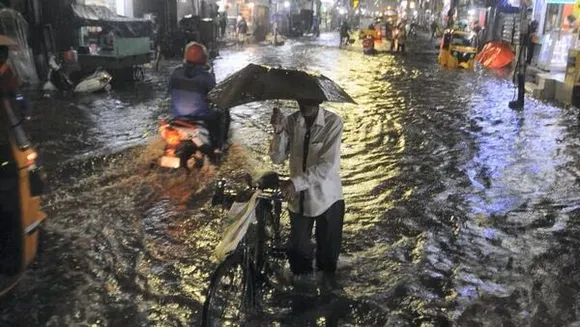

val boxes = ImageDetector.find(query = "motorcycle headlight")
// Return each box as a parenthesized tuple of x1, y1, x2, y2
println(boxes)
(451, 51, 458, 56)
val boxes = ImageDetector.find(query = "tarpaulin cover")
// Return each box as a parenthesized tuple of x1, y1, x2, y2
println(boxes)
(214, 191, 262, 261)
(475, 40, 515, 69)
(71, 4, 153, 38)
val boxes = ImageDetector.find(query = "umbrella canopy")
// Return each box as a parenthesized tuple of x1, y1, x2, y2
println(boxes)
(208, 64, 356, 109)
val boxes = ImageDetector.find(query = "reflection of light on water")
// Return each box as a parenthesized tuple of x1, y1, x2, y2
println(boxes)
(464, 95, 565, 216)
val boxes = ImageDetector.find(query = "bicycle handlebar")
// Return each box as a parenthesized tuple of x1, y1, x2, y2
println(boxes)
(245, 171, 280, 191)
(212, 171, 284, 207)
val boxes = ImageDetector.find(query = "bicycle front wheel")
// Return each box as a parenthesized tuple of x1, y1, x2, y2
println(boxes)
(201, 252, 255, 327)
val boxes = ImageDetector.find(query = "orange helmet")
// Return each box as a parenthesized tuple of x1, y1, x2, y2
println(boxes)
(184, 42, 208, 65)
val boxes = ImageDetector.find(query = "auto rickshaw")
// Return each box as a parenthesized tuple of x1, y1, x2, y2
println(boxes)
(438, 29, 478, 69)
(0, 95, 46, 296)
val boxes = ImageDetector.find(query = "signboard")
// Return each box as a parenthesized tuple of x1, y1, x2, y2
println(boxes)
(574, 0, 580, 18)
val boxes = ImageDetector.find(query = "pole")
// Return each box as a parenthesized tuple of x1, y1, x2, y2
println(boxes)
(274, 2, 279, 45)
(509, 0, 529, 109)
(311, 0, 314, 33)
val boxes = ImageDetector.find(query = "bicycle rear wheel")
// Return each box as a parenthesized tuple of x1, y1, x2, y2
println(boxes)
(201, 252, 255, 327)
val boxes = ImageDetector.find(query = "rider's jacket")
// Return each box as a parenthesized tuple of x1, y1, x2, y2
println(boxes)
(169, 63, 216, 120)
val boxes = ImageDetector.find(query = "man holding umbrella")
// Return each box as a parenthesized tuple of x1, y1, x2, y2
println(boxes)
(207, 64, 355, 288)
(269, 100, 345, 289)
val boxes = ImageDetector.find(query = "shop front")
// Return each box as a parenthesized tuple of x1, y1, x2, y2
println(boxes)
(535, 0, 578, 71)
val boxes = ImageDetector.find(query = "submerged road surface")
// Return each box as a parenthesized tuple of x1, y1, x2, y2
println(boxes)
(2, 33, 580, 326)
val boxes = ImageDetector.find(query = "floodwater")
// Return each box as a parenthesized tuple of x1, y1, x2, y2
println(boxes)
(3, 32, 580, 326)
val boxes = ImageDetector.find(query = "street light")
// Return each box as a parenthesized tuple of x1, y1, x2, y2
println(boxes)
(284, 0, 290, 8)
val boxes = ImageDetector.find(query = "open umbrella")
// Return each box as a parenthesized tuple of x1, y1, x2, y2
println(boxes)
(208, 63, 356, 109)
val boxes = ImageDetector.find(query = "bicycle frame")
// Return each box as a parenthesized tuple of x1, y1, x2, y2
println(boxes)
(203, 174, 285, 325)
(213, 196, 281, 317)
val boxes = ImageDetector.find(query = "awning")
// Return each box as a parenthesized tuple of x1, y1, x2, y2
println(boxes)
(71, 4, 153, 38)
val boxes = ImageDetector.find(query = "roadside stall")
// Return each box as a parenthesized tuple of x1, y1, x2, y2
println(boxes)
(70, 4, 153, 80)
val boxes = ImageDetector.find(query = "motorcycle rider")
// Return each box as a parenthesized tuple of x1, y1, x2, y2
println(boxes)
(168, 42, 229, 152)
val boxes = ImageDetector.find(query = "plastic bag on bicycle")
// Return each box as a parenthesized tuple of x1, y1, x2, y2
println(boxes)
(214, 190, 262, 261)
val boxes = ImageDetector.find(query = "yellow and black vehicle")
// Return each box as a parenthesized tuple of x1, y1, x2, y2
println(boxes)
(438, 30, 478, 69)
(0, 95, 46, 296)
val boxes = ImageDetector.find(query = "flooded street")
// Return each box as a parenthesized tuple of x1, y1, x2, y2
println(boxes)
(3, 32, 580, 326)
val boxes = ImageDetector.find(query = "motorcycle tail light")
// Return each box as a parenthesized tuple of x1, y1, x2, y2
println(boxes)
(26, 151, 37, 168)
(162, 128, 181, 146)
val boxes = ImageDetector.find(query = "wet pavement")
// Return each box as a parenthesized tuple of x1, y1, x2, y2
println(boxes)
(3, 32, 580, 326)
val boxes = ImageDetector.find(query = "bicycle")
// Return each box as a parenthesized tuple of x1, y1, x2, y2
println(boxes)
(201, 171, 289, 326)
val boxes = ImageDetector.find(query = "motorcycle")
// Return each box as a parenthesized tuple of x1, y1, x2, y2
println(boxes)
(43, 55, 112, 93)
(156, 113, 230, 172)
(362, 35, 376, 55)
(74, 69, 113, 93)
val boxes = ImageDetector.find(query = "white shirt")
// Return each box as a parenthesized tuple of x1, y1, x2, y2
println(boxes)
(269, 108, 344, 217)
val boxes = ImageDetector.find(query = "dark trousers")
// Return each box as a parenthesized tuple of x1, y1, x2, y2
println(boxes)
(288, 200, 345, 275)
(526, 44, 535, 65)
(209, 110, 230, 149)
(340, 34, 350, 46)
(397, 43, 405, 53)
